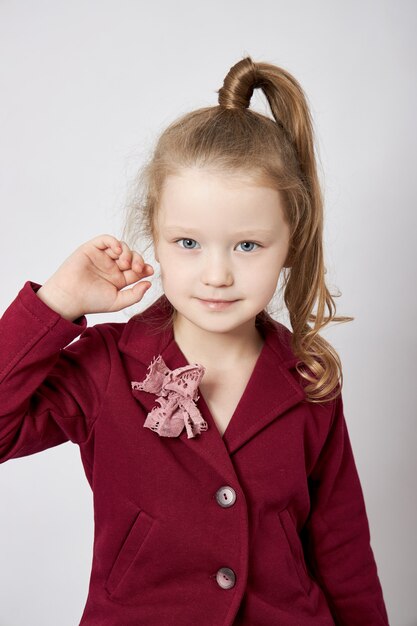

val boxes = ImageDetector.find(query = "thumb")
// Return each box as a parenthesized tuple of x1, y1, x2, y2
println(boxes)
(112, 281, 152, 311)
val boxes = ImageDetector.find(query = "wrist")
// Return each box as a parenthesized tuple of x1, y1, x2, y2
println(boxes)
(36, 283, 83, 322)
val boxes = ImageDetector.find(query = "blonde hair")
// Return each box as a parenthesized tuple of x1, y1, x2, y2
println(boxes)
(121, 56, 353, 403)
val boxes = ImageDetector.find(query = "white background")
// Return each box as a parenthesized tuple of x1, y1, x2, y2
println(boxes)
(0, 1, 416, 624)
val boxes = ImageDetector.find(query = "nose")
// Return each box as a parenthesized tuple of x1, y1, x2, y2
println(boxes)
(201, 250, 234, 288)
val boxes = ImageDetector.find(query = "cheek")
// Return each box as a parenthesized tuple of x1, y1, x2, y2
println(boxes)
(242, 254, 283, 280)
(154, 244, 172, 269)
(158, 253, 192, 287)
(160, 248, 192, 271)
(243, 255, 285, 292)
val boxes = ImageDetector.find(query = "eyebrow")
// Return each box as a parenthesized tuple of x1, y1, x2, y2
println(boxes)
(163, 226, 273, 237)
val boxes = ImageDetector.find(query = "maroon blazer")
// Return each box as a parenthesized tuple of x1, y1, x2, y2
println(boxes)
(0, 280, 389, 625)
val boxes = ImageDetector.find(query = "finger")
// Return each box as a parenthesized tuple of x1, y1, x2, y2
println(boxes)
(116, 248, 153, 277)
(110, 281, 152, 312)
(114, 241, 133, 269)
(121, 266, 154, 287)
(131, 251, 153, 274)
(91, 234, 123, 259)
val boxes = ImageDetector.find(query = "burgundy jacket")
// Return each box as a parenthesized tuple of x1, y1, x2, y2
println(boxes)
(0, 280, 390, 625)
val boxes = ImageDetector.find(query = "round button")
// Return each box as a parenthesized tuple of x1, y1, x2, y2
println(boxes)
(215, 486, 236, 508)
(216, 567, 236, 589)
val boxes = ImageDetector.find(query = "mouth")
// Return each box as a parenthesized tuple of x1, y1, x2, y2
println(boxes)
(199, 299, 236, 303)
(196, 298, 238, 310)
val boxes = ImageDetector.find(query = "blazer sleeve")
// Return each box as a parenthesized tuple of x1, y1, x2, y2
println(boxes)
(0, 280, 110, 463)
(302, 391, 390, 625)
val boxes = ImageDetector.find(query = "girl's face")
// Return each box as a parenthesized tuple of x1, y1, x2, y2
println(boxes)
(154, 167, 290, 337)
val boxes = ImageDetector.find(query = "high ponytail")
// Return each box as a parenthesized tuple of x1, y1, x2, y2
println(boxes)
(122, 55, 353, 402)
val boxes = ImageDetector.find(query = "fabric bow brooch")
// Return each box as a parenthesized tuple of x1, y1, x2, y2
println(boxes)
(131, 355, 208, 439)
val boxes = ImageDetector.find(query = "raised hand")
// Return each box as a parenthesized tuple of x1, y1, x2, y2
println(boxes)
(36, 234, 154, 320)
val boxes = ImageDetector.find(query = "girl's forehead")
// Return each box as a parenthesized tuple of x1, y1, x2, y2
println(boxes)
(159, 169, 283, 215)
(162, 167, 273, 193)
(157, 173, 287, 236)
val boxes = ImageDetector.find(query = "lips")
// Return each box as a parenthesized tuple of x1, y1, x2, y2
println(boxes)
(196, 297, 239, 310)
(198, 298, 236, 303)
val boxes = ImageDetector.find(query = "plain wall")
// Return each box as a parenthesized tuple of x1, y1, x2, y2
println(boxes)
(0, 1, 416, 624)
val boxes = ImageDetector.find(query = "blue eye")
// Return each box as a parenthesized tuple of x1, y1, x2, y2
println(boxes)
(236, 241, 260, 252)
(176, 238, 199, 249)
(174, 239, 260, 252)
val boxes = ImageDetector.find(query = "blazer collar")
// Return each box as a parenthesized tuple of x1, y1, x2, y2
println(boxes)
(118, 295, 305, 470)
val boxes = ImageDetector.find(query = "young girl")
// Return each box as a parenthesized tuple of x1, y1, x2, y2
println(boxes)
(0, 57, 389, 625)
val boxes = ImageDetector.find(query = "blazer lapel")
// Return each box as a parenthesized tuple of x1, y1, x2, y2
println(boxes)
(118, 295, 305, 477)
(220, 334, 305, 454)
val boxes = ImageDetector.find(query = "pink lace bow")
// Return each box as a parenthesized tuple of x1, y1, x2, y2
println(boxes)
(131, 355, 208, 438)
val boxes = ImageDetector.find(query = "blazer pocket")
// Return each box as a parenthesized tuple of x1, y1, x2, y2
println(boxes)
(277, 508, 312, 596)
(105, 508, 155, 598)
